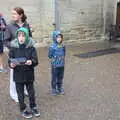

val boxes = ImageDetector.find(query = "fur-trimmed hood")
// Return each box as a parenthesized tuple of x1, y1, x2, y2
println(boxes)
(10, 37, 35, 48)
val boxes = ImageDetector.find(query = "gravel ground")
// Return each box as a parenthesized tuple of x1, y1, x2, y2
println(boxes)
(1, 41, 120, 120)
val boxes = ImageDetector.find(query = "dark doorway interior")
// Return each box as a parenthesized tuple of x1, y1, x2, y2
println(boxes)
(116, 2, 120, 25)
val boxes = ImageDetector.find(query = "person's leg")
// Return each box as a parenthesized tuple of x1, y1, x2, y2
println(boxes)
(25, 82, 36, 109)
(0, 41, 4, 71)
(10, 69, 19, 102)
(0, 53, 3, 69)
(16, 83, 32, 118)
(57, 67, 64, 94)
(0, 52, 8, 72)
(51, 67, 57, 95)
(25, 82, 40, 117)
(16, 83, 26, 111)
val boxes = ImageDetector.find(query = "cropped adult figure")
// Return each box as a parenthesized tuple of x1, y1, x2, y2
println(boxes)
(0, 13, 7, 72)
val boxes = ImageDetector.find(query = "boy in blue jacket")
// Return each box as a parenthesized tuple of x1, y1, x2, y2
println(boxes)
(48, 33, 66, 96)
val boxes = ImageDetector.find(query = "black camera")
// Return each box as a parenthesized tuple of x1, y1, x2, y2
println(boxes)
(10, 57, 27, 65)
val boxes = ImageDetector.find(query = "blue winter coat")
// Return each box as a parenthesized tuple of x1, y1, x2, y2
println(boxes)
(48, 42, 66, 68)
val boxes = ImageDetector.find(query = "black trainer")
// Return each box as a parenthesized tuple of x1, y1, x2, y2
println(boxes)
(31, 107, 40, 117)
(21, 109, 32, 119)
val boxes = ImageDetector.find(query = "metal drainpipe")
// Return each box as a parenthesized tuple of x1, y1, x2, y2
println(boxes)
(54, 0, 60, 31)
(114, 0, 118, 25)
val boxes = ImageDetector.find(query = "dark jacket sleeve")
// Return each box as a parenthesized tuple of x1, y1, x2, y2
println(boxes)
(31, 47, 38, 67)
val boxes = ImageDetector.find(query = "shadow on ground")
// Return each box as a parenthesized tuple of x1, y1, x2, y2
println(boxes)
(75, 48, 120, 58)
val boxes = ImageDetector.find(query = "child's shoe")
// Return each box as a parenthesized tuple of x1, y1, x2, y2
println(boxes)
(31, 107, 40, 117)
(21, 109, 32, 119)
(58, 88, 65, 95)
(51, 89, 57, 96)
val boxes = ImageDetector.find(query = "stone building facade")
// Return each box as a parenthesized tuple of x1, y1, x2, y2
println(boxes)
(58, 0, 117, 43)
(0, 0, 118, 45)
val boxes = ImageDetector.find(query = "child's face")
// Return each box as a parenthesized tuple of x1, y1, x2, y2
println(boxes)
(18, 31, 25, 44)
(56, 36, 62, 43)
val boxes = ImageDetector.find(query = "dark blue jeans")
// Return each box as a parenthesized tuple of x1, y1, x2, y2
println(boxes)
(51, 66, 64, 90)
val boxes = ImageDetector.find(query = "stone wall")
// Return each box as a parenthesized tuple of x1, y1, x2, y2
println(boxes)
(58, 0, 117, 43)
(59, 0, 103, 43)
(0, 0, 117, 44)
(0, 0, 54, 45)
(104, 0, 117, 32)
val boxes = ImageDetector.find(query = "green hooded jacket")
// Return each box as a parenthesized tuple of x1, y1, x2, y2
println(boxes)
(11, 27, 35, 48)
(8, 27, 38, 83)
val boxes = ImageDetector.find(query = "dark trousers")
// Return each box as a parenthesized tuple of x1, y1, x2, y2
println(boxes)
(16, 82, 36, 112)
(51, 66, 64, 90)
